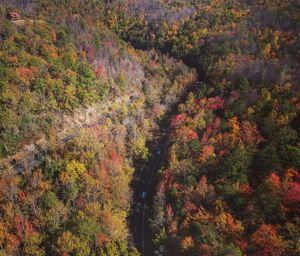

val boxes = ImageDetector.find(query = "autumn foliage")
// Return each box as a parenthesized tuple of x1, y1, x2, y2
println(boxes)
(0, 0, 299, 256)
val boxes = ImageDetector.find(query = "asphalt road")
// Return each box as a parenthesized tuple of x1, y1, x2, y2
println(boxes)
(130, 124, 170, 256)
(130, 82, 201, 255)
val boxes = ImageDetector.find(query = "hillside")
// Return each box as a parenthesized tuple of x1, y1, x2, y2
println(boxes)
(105, 1, 300, 255)
(0, 1, 196, 255)
(0, 1, 299, 256)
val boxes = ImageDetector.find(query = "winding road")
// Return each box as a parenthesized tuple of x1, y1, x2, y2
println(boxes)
(130, 81, 201, 255)
(130, 125, 170, 256)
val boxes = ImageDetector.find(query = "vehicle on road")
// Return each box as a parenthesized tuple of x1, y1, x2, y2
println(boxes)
(140, 192, 146, 200)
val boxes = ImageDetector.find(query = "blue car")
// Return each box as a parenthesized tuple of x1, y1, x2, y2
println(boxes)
(141, 192, 146, 200)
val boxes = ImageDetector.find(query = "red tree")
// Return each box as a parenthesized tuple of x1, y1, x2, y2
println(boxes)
(251, 224, 285, 256)
(284, 182, 300, 212)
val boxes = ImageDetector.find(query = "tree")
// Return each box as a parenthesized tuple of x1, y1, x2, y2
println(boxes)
(60, 160, 86, 184)
(23, 232, 45, 256)
(219, 145, 252, 184)
(180, 236, 194, 251)
(251, 224, 285, 256)
(284, 182, 300, 213)
(99, 241, 140, 256)
(43, 201, 69, 233)
(253, 173, 284, 223)
(56, 231, 90, 256)
(77, 216, 100, 242)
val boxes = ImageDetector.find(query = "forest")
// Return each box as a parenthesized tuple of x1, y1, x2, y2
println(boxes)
(0, 0, 299, 256)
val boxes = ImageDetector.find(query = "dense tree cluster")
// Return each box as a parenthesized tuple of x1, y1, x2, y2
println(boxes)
(0, 0, 299, 255)
(0, 1, 196, 255)
(153, 89, 299, 255)
(113, 1, 300, 255)
(0, 19, 105, 156)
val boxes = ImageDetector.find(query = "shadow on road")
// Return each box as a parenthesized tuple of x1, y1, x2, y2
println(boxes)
(129, 82, 201, 255)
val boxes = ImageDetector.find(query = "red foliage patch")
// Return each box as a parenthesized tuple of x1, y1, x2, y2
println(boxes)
(16, 66, 36, 81)
(198, 243, 210, 255)
(95, 62, 106, 79)
(15, 215, 23, 241)
(284, 182, 300, 211)
(251, 224, 284, 256)
(183, 201, 197, 212)
(18, 191, 26, 201)
(95, 233, 110, 247)
(240, 183, 253, 195)
(267, 173, 281, 190)
(167, 204, 174, 219)
(171, 113, 187, 128)
(236, 237, 248, 252)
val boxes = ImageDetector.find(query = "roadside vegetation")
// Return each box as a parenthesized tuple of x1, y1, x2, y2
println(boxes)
(106, 0, 300, 255)
(0, 1, 299, 256)
(0, 1, 196, 255)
